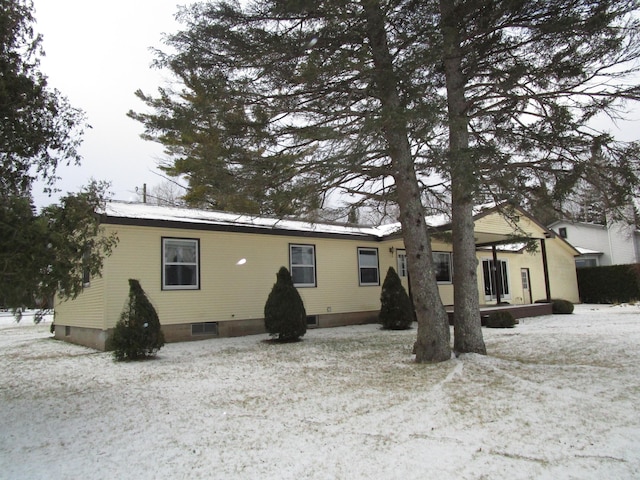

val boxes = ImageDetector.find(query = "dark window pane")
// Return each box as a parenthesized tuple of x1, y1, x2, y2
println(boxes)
(360, 267, 379, 284)
(292, 266, 315, 285)
(165, 265, 197, 286)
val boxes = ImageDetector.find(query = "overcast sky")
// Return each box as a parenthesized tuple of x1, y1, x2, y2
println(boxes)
(31, 0, 182, 208)
(30, 1, 639, 209)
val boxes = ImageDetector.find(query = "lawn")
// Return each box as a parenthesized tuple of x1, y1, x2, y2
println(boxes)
(1, 304, 639, 479)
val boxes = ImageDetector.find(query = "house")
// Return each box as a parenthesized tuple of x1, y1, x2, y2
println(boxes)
(548, 219, 640, 268)
(54, 202, 580, 350)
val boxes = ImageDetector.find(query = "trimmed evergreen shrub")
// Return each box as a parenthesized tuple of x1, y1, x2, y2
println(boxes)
(577, 264, 640, 303)
(109, 279, 165, 360)
(379, 267, 414, 330)
(551, 299, 574, 314)
(485, 310, 516, 328)
(264, 267, 307, 342)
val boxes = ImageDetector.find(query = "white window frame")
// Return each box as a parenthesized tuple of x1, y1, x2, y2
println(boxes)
(433, 251, 453, 284)
(290, 244, 316, 287)
(162, 237, 200, 290)
(358, 247, 380, 286)
(482, 258, 511, 301)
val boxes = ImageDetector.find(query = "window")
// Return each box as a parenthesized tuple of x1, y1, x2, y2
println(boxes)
(482, 259, 510, 300)
(576, 257, 598, 268)
(397, 251, 408, 277)
(433, 252, 452, 283)
(358, 248, 379, 285)
(192, 322, 218, 336)
(290, 244, 316, 287)
(559, 227, 567, 239)
(162, 238, 199, 290)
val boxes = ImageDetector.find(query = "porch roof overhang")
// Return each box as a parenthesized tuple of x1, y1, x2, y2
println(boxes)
(429, 224, 550, 249)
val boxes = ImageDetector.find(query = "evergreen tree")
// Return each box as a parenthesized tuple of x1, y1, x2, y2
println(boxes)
(131, 0, 639, 361)
(0, 0, 109, 318)
(131, 0, 453, 362)
(264, 267, 307, 342)
(379, 267, 414, 330)
(1, 0, 87, 196)
(1, 181, 117, 317)
(437, 0, 640, 354)
(110, 279, 165, 360)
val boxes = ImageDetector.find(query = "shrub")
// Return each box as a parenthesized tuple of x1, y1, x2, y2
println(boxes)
(110, 279, 165, 360)
(551, 299, 574, 314)
(379, 267, 414, 330)
(577, 264, 640, 303)
(264, 267, 307, 342)
(485, 310, 516, 328)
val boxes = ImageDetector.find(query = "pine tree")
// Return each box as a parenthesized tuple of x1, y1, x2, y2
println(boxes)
(379, 267, 414, 330)
(264, 267, 307, 342)
(110, 279, 165, 360)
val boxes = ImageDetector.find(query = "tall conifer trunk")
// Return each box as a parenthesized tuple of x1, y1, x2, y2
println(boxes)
(363, 0, 451, 362)
(440, 0, 486, 355)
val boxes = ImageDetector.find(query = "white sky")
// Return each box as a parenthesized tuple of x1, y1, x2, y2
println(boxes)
(31, 0, 183, 208)
(29, 1, 639, 209)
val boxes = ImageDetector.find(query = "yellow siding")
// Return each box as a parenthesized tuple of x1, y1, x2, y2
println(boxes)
(56, 208, 579, 332)
(546, 237, 580, 303)
(475, 249, 548, 305)
(475, 210, 546, 238)
(54, 274, 106, 328)
(95, 225, 398, 329)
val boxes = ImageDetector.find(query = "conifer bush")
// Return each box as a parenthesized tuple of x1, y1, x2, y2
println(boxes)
(379, 267, 414, 330)
(109, 279, 165, 360)
(551, 299, 574, 314)
(264, 267, 307, 342)
(485, 310, 516, 328)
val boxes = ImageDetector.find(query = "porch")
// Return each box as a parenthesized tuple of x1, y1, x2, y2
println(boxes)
(445, 302, 553, 325)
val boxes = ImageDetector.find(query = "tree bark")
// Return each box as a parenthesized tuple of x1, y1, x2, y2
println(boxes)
(363, 0, 451, 362)
(440, 0, 486, 355)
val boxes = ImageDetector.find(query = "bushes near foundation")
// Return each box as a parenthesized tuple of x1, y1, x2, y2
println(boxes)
(109, 279, 165, 360)
(485, 310, 516, 328)
(264, 267, 307, 342)
(379, 267, 414, 330)
(551, 299, 574, 314)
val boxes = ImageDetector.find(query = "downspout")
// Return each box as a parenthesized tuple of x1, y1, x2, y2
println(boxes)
(540, 238, 552, 302)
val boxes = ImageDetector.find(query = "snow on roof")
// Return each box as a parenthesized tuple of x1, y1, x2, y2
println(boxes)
(478, 242, 527, 252)
(102, 201, 390, 238)
(575, 246, 603, 255)
(100, 202, 469, 238)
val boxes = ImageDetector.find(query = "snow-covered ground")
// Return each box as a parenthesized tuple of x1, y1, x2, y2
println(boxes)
(1, 304, 639, 479)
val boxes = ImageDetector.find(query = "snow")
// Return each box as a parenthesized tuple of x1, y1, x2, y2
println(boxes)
(1, 304, 640, 479)
(102, 201, 388, 237)
(100, 201, 458, 238)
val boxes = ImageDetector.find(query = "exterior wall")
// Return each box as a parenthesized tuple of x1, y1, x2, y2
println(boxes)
(545, 237, 580, 303)
(474, 237, 579, 306)
(54, 207, 580, 350)
(550, 220, 640, 266)
(56, 224, 394, 334)
(608, 222, 640, 265)
(475, 249, 546, 306)
(474, 210, 543, 242)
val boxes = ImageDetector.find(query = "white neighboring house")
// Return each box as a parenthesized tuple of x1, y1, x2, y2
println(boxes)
(548, 219, 640, 267)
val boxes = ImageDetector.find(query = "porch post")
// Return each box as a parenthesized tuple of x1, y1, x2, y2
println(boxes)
(540, 238, 552, 302)
(492, 245, 502, 304)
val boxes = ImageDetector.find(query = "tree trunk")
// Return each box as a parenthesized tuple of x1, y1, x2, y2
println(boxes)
(363, 0, 451, 362)
(440, 0, 486, 355)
